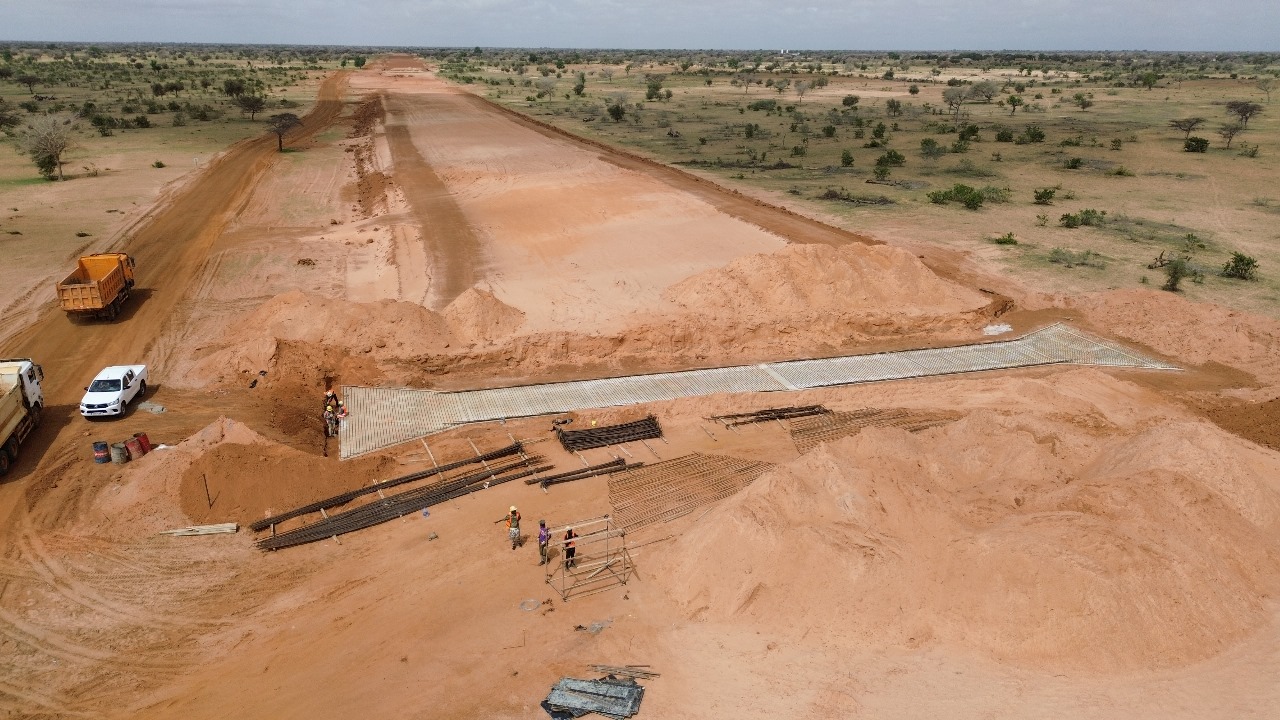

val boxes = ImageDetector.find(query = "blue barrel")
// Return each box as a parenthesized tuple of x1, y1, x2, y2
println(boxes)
(92, 441, 110, 464)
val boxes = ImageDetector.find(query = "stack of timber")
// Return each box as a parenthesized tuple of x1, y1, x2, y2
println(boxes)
(789, 408, 961, 454)
(557, 416, 662, 452)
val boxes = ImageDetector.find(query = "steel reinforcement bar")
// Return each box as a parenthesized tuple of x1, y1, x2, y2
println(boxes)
(257, 459, 547, 551)
(249, 441, 525, 532)
(556, 416, 662, 452)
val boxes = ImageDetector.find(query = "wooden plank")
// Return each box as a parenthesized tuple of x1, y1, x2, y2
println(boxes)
(159, 523, 238, 536)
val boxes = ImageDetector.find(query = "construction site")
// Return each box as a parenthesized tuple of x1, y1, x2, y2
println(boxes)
(2, 53, 1280, 719)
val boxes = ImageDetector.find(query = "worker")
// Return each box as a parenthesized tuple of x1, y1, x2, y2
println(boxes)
(335, 400, 348, 420)
(322, 405, 337, 438)
(537, 520, 550, 566)
(506, 506, 522, 550)
(564, 527, 577, 570)
(323, 389, 338, 409)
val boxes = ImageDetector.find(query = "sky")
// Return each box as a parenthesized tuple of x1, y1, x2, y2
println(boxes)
(4, 0, 1279, 51)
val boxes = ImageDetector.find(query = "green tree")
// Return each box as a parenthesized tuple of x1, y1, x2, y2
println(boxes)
(1006, 95, 1024, 115)
(0, 99, 19, 130)
(235, 94, 267, 120)
(920, 137, 946, 159)
(572, 71, 586, 96)
(1137, 71, 1161, 89)
(607, 102, 626, 122)
(908, 84, 919, 95)
(970, 80, 999, 102)
(222, 78, 246, 97)
(840, 148, 854, 167)
(266, 113, 302, 152)
(15, 113, 76, 180)
(15, 74, 40, 93)
(1218, 123, 1243, 148)
(1225, 100, 1263, 127)
(842, 94, 859, 108)
(1170, 117, 1205, 139)
(353, 56, 366, 68)
(886, 98, 902, 116)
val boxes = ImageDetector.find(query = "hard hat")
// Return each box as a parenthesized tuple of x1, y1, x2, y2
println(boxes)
(539, 519, 545, 526)
(510, 505, 517, 512)
(326, 405, 334, 411)
(337, 400, 345, 406)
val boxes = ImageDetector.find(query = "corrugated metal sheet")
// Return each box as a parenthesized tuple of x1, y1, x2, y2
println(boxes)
(339, 324, 1177, 459)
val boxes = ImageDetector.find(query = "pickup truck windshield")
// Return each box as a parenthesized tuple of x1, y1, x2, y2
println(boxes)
(89, 379, 122, 392)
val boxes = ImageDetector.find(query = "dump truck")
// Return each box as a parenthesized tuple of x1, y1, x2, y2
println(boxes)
(0, 358, 45, 477)
(56, 253, 136, 321)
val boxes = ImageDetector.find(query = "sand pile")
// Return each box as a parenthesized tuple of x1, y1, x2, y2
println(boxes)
(441, 287, 525, 343)
(655, 398, 1280, 672)
(1074, 289, 1280, 385)
(665, 243, 989, 322)
(83, 418, 274, 537)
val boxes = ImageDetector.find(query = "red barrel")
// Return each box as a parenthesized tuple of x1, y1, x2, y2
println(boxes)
(124, 436, 144, 461)
(132, 432, 152, 454)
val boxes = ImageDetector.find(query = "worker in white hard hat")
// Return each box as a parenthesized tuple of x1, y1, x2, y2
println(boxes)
(505, 506, 522, 550)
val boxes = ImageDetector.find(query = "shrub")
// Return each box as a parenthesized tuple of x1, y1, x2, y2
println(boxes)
(876, 149, 905, 167)
(152, 160, 166, 168)
(1163, 257, 1188, 291)
(133, 115, 151, 128)
(992, 232, 1018, 245)
(1020, 125, 1046, 143)
(1059, 208, 1107, 228)
(995, 128, 1015, 142)
(872, 166, 890, 181)
(790, 145, 807, 157)
(928, 183, 986, 209)
(1064, 157, 1084, 169)
(1221, 252, 1259, 280)
(920, 138, 945, 158)
(1033, 187, 1056, 205)
(840, 149, 854, 167)
(1111, 166, 1134, 176)
(980, 186, 1012, 203)
(747, 99, 777, 111)
(1184, 136, 1209, 152)
(822, 125, 836, 138)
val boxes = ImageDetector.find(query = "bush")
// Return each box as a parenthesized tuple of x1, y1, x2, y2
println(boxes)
(821, 125, 836, 138)
(840, 149, 854, 167)
(790, 145, 807, 157)
(995, 128, 1015, 142)
(1059, 208, 1107, 228)
(876, 149, 905, 167)
(1184, 136, 1209, 153)
(1163, 258, 1188, 291)
(992, 232, 1018, 245)
(928, 183, 986, 209)
(747, 99, 777, 111)
(1064, 157, 1084, 169)
(1020, 125, 1046, 143)
(1033, 187, 1056, 205)
(152, 160, 166, 168)
(1221, 252, 1259, 280)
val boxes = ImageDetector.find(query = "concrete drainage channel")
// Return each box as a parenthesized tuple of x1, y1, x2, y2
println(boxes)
(339, 324, 1178, 459)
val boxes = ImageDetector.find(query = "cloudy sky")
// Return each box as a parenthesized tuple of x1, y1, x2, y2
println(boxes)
(4, 0, 1278, 51)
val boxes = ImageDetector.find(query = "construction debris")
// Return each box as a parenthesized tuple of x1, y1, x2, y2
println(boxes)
(789, 408, 961, 454)
(608, 454, 773, 530)
(158, 523, 238, 536)
(709, 404, 829, 427)
(542, 676, 645, 719)
(556, 416, 661, 452)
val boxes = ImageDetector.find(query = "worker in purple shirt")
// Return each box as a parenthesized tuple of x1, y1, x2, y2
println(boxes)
(537, 520, 550, 566)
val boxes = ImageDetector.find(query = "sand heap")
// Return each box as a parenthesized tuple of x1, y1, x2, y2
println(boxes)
(441, 287, 526, 343)
(655, 377, 1280, 672)
(1074, 289, 1280, 386)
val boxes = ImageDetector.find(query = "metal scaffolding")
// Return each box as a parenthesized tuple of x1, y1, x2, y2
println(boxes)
(544, 515, 634, 601)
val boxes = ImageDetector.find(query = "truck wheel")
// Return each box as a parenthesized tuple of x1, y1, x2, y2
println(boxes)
(3, 438, 16, 463)
(137, 380, 147, 400)
(0, 449, 10, 477)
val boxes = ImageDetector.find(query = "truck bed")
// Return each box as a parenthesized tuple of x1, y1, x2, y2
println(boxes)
(57, 254, 134, 317)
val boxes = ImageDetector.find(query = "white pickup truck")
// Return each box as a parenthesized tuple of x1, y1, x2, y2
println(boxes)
(79, 365, 148, 418)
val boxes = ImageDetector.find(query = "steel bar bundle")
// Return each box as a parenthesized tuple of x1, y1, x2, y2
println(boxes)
(588, 665, 660, 680)
(256, 457, 547, 551)
(249, 441, 524, 532)
(607, 454, 773, 530)
(556, 416, 661, 452)
(789, 408, 960, 454)
(524, 458, 642, 487)
(709, 405, 829, 427)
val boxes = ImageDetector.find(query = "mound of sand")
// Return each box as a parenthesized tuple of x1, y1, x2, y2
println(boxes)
(655, 406, 1280, 672)
(441, 287, 525, 343)
(84, 418, 274, 537)
(1074, 289, 1280, 385)
(664, 244, 990, 321)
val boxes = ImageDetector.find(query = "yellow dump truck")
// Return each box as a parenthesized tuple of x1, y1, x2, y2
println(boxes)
(57, 253, 136, 321)
(0, 358, 44, 477)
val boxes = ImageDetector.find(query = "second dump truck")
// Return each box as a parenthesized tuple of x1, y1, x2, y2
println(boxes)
(0, 358, 44, 477)
(57, 253, 136, 321)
